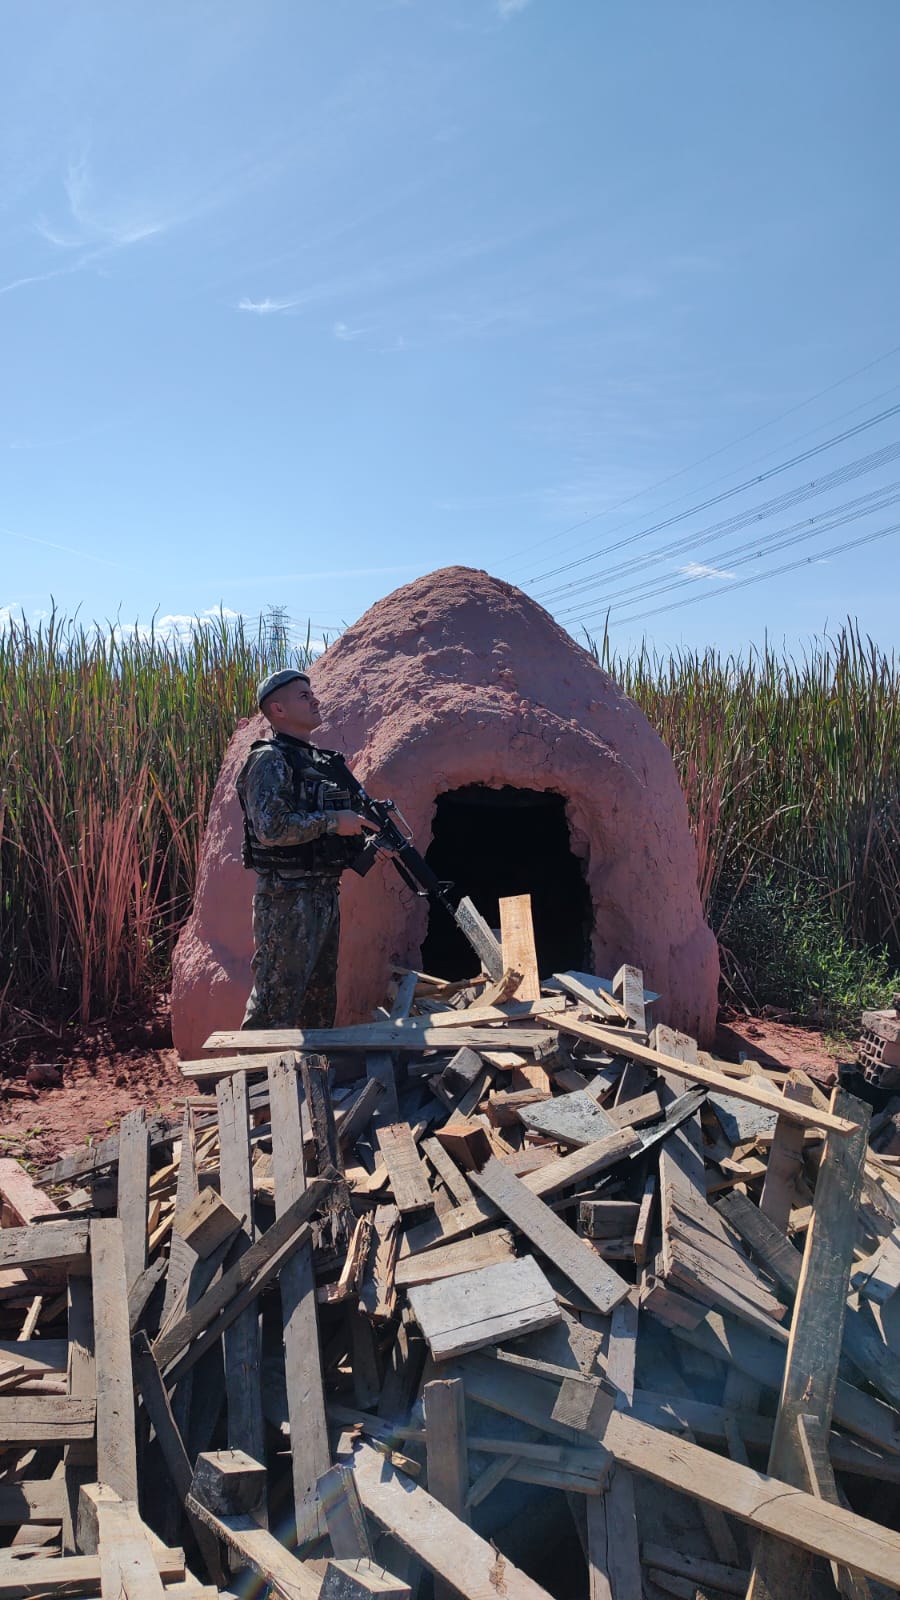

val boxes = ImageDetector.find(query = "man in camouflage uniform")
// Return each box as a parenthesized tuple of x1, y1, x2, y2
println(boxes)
(236, 668, 373, 1030)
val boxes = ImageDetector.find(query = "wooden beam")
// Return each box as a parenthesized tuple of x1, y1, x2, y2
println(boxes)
(195, 1023, 555, 1063)
(376, 1124, 433, 1215)
(91, 1218, 139, 1503)
(0, 1549, 184, 1598)
(98, 1497, 167, 1600)
(353, 1445, 556, 1600)
(408, 1257, 560, 1361)
(0, 1482, 68, 1525)
(153, 1179, 330, 1380)
(216, 1073, 265, 1468)
(0, 1221, 89, 1273)
(0, 1395, 95, 1442)
(425, 1378, 468, 1600)
(470, 1158, 630, 1314)
(499, 895, 540, 1001)
(747, 1088, 870, 1599)
(454, 896, 504, 980)
(595, 1408, 900, 1589)
(549, 1016, 859, 1134)
(316, 1465, 373, 1559)
(117, 1109, 150, 1292)
(268, 1053, 329, 1542)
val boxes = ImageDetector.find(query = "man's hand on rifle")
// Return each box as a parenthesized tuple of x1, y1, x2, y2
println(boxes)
(332, 811, 378, 837)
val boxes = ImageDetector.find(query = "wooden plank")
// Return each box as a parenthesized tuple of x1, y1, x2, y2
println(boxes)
(153, 1179, 330, 1378)
(426, 997, 565, 1028)
(747, 1088, 870, 1600)
(395, 1231, 515, 1288)
(0, 1159, 61, 1226)
(0, 1221, 89, 1272)
(176, 1189, 241, 1259)
(499, 894, 540, 1001)
(268, 1054, 329, 1541)
(186, 1497, 320, 1600)
(585, 1292, 640, 1600)
(471, 1158, 629, 1315)
(63, 1275, 95, 1552)
(217, 1072, 264, 1468)
(0, 1395, 95, 1441)
(408, 1256, 560, 1360)
(0, 1549, 184, 1598)
(422, 1138, 475, 1209)
(550, 971, 629, 1022)
(0, 1483, 68, 1525)
(596, 1408, 900, 1590)
(612, 963, 646, 1030)
(98, 1497, 167, 1600)
(424, 1378, 468, 1522)
(366, 1055, 400, 1129)
(549, 1015, 860, 1134)
(91, 1218, 138, 1502)
(36, 1113, 181, 1187)
(353, 1444, 556, 1600)
(316, 1465, 373, 1559)
(197, 1023, 555, 1063)
(518, 1092, 617, 1148)
(454, 896, 504, 980)
(376, 1124, 433, 1215)
(131, 1333, 226, 1586)
(117, 1109, 150, 1292)
(759, 1075, 815, 1233)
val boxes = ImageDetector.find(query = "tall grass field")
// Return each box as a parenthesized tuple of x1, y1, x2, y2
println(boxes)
(1, 611, 898, 1033)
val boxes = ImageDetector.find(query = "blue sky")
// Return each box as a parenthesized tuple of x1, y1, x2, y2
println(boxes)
(3, 0, 899, 659)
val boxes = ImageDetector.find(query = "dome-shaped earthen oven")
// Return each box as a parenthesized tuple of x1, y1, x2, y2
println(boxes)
(172, 568, 718, 1057)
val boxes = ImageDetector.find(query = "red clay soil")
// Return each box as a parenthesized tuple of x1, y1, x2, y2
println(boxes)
(0, 992, 841, 1170)
(0, 995, 184, 1170)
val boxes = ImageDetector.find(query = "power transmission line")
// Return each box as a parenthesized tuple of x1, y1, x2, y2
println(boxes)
(524, 401, 900, 594)
(562, 482, 900, 630)
(551, 444, 900, 620)
(506, 337, 900, 571)
(598, 518, 900, 631)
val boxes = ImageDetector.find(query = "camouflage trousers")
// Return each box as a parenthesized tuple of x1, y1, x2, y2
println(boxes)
(241, 874, 340, 1032)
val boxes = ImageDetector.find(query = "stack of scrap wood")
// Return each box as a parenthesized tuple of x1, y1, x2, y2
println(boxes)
(2, 893, 900, 1600)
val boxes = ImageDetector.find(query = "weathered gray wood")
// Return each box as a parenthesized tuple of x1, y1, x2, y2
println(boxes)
(759, 1075, 816, 1233)
(268, 1053, 329, 1541)
(597, 1408, 900, 1590)
(471, 1158, 629, 1315)
(153, 1179, 329, 1378)
(424, 1378, 469, 1521)
(376, 1124, 433, 1214)
(395, 1230, 515, 1288)
(117, 1108, 150, 1292)
(131, 1333, 226, 1586)
(552, 1016, 859, 1134)
(176, 1188, 241, 1259)
(0, 1395, 95, 1440)
(37, 1114, 181, 1188)
(0, 1548, 184, 1598)
(216, 1072, 264, 1469)
(366, 1054, 401, 1129)
(63, 1273, 96, 1551)
(0, 1482, 68, 1524)
(321, 1560, 410, 1600)
(408, 1257, 560, 1361)
(0, 1220, 89, 1272)
(191, 1449, 267, 1515)
(197, 1023, 554, 1061)
(612, 962, 646, 1030)
(316, 1464, 373, 1559)
(747, 1088, 871, 1600)
(186, 1495, 320, 1600)
(353, 1444, 556, 1600)
(91, 1218, 138, 1502)
(583, 1292, 641, 1600)
(97, 1496, 168, 1600)
(518, 1092, 617, 1148)
(454, 895, 504, 980)
(422, 1137, 475, 1209)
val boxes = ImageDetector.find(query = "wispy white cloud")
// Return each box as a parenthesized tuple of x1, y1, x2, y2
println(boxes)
(497, 0, 531, 16)
(678, 561, 737, 581)
(237, 294, 306, 316)
(62, 149, 170, 247)
(333, 319, 368, 342)
(4, 525, 129, 569)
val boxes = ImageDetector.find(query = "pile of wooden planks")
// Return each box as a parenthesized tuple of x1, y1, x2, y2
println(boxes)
(2, 893, 900, 1600)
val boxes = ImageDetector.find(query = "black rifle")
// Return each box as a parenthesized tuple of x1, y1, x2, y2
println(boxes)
(324, 753, 501, 974)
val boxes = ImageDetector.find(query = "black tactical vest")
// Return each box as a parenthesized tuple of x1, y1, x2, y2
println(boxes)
(237, 734, 364, 876)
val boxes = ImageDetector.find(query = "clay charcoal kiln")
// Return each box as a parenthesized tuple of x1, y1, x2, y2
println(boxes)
(172, 567, 718, 1058)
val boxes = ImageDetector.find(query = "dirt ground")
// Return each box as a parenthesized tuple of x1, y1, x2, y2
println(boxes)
(0, 992, 847, 1172)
